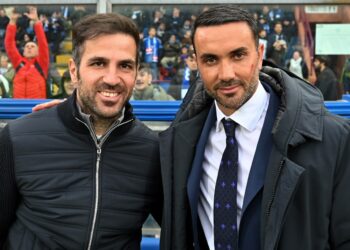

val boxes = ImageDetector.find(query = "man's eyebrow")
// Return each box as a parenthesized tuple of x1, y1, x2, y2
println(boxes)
(199, 47, 249, 60)
(229, 47, 248, 55)
(119, 59, 136, 65)
(199, 53, 217, 60)
(86, 56, 107, 63)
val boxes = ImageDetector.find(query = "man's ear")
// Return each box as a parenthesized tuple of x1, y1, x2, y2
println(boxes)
(69, 59, 79, 85)
(257, 43, 264, 70)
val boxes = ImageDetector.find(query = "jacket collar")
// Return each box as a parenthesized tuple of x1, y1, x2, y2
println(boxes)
(259, 64, 324, 154)
(57, 91, 135, 135)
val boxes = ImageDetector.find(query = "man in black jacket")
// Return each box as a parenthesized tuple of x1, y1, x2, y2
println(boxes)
(314, 55, 339, 100)
(159, 5, 350, 250)
(0, 13, 162, 249)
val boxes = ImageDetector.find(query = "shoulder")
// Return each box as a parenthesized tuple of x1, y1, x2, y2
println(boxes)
(7, 107, 60, 135)
(323, 112, 350, 137)
(130, 119, 159, 144)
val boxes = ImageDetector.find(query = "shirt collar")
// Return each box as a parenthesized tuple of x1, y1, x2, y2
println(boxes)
(215, 81, 270, 132)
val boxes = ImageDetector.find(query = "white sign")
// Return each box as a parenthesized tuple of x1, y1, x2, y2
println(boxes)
(315, 24, 350, 55)
(305, 5, 338, 14)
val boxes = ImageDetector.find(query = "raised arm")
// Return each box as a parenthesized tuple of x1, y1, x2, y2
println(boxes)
(4, 11, 22, 68)
(25, 6, 49, 77)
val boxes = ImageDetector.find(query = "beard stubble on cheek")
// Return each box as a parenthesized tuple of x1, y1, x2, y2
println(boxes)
(206, 61, 260, 111)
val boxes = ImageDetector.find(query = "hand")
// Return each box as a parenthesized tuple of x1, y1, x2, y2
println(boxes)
(32, 99, 65, 112)
(10, 12, 21, 24)
(23, 6, 39, 22)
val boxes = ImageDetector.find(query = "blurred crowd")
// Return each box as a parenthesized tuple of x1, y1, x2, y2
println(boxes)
(0, 4, 349, 101)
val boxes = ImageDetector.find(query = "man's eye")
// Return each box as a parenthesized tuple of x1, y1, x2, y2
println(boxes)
(121, 63, 134, 70)
(204, 57, 217, 65)
(233, 52, 246, 60)
(91, 61, 105, 67)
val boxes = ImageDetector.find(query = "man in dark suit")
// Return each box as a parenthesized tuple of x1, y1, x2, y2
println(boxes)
(160, 5, 350, 250)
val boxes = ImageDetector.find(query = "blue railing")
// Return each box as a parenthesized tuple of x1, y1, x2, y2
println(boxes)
(1, 96, 350, 121)
(141, 237, 159, 250)
(0, 99, 181, 121)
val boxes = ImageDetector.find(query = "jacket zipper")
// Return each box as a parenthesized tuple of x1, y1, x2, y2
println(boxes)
(75, 117, 133, 250)
(266, 159, 285, 219)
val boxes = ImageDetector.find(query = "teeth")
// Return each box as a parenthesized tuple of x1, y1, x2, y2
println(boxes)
(100, 91, 119, 97)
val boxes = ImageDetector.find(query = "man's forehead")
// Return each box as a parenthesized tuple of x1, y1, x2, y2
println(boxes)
(195, 23, 254, 53)
(194, 22, 252, 42)
(25, 42, 37, 47)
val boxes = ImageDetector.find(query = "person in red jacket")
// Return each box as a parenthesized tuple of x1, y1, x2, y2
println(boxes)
(5, 6, 49, 98)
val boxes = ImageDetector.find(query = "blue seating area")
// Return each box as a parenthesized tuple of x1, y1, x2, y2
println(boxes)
(1, 96, 350, 121)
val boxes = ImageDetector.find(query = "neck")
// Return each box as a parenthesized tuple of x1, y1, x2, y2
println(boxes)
(92, 116, 119, 137)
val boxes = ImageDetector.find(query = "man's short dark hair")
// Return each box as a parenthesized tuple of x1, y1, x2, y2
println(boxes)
(191, 5, 259, 51)
(72, 13, 140, 73)
(315, 55, 329, 66)
(138, 63, 152, 75)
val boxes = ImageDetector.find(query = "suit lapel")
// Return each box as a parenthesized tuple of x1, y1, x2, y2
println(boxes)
(187, 104, 216, 244)
(242, 82, 280, 214)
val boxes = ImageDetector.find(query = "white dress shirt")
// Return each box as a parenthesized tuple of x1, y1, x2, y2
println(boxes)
(198, 82, 270, 250)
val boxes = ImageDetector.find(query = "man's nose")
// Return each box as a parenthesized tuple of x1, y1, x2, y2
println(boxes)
(103, 67, 121, 84)
(218, 60, 236, 82)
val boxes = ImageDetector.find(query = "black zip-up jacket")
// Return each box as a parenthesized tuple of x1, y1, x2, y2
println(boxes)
(0, 94, 162, 249)
(159, 63, 350, 249)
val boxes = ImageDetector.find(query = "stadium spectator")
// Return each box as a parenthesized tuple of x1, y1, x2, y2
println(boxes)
(69, 5, 88, 25)
(159, 5, 350, 250)
(286, 50, 308, 80)
(267, 22, 288, 66)
(14, 9, 30, 49)
(314, 55, 338, 100)
(0, 53, 15, 97)
(132, 63, 174, 100)
(130, 6, 149, 30)
(167, 7, 184, 36)
(180, 19, 192, 38)
(168, 49, 198, 100)
(181, 30, 192, 48)
(55, 69, 74, 98)
(0, 8, 10, 51)
(0, 80, 5, 97)
(258, 14, 271, 35)
(341, 57, 350, 94)
(142, 26, 163, 80)
(282, 13, 298, 60)
(17, 32, 32, 54)
(151, 9, 165, 29)
(47, 10, 65, 59)
(259, 5, 273, 24)
(5, 6, 49, 98)
(268, 5, 285, 22)
(160, 34, 181, 69)
(156, 22, 167, 42)
(0, 13, 162, 249)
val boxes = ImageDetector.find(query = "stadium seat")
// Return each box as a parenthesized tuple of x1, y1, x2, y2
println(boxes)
(55, 54, 71, 68)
